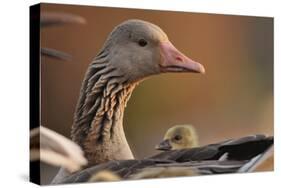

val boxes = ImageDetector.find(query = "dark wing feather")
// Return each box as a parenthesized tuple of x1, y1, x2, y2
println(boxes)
(151, 145, 220, 161)
(219, 135, 273, 160)
(238, 145, 274, 172)
(54, 135, 273, 184)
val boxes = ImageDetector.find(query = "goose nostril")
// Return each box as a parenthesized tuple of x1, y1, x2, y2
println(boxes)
(176, 56, 183, 62)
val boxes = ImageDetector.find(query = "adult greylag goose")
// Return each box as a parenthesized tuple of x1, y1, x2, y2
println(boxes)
(155, 125, 199, 151)
(51, 19, 273, 184)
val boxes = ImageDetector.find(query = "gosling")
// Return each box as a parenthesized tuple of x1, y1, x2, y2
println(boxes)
(155, 125, 199, 151)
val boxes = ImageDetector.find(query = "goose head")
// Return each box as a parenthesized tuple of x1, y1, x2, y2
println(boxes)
(99, 19, 205, 83)
(155, 125, 199, 151)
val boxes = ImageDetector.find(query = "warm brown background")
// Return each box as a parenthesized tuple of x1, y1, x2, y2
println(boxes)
(40, 3, 273, 184)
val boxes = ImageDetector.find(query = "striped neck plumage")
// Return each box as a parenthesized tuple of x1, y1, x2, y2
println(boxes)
(71, 51, 137, 165)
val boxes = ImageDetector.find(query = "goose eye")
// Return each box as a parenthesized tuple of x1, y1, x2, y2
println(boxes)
(174, 135, 182, 141)
(138, 39, 147, 47)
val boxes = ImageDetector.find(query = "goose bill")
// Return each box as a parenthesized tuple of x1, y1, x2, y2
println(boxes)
(160, 41, 205, 74)
(155, 139, 172, 151)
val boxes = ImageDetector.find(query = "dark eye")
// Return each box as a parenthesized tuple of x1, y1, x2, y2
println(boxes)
(174, 135, 182, 141)
(138, 39, 147, 47)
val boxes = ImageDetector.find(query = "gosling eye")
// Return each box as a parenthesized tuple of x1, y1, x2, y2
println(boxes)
(174, 135, 182, 141)
(138, 39, 148, 47)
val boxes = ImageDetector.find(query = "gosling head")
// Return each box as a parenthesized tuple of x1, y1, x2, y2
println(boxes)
(155, 125, 199, 151)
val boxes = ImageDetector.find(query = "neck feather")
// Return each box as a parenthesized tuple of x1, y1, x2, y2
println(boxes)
(71, 53, 137, 165)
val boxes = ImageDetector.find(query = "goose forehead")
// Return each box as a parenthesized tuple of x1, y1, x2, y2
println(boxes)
(165, 128, 182, 138)
(119, 19, 168, 41)
(165, 126, 194, 138)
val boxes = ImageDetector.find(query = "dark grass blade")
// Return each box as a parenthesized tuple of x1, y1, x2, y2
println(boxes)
(41, 12, 86, 27)
(41, 47, 72, 61)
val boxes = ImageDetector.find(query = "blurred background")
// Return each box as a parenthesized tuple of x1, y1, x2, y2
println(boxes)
(40, 3, 273, 184)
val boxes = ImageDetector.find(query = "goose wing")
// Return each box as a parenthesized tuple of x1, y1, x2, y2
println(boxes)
(151, 134, 273, 161)
(55, 135, 273, 184)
